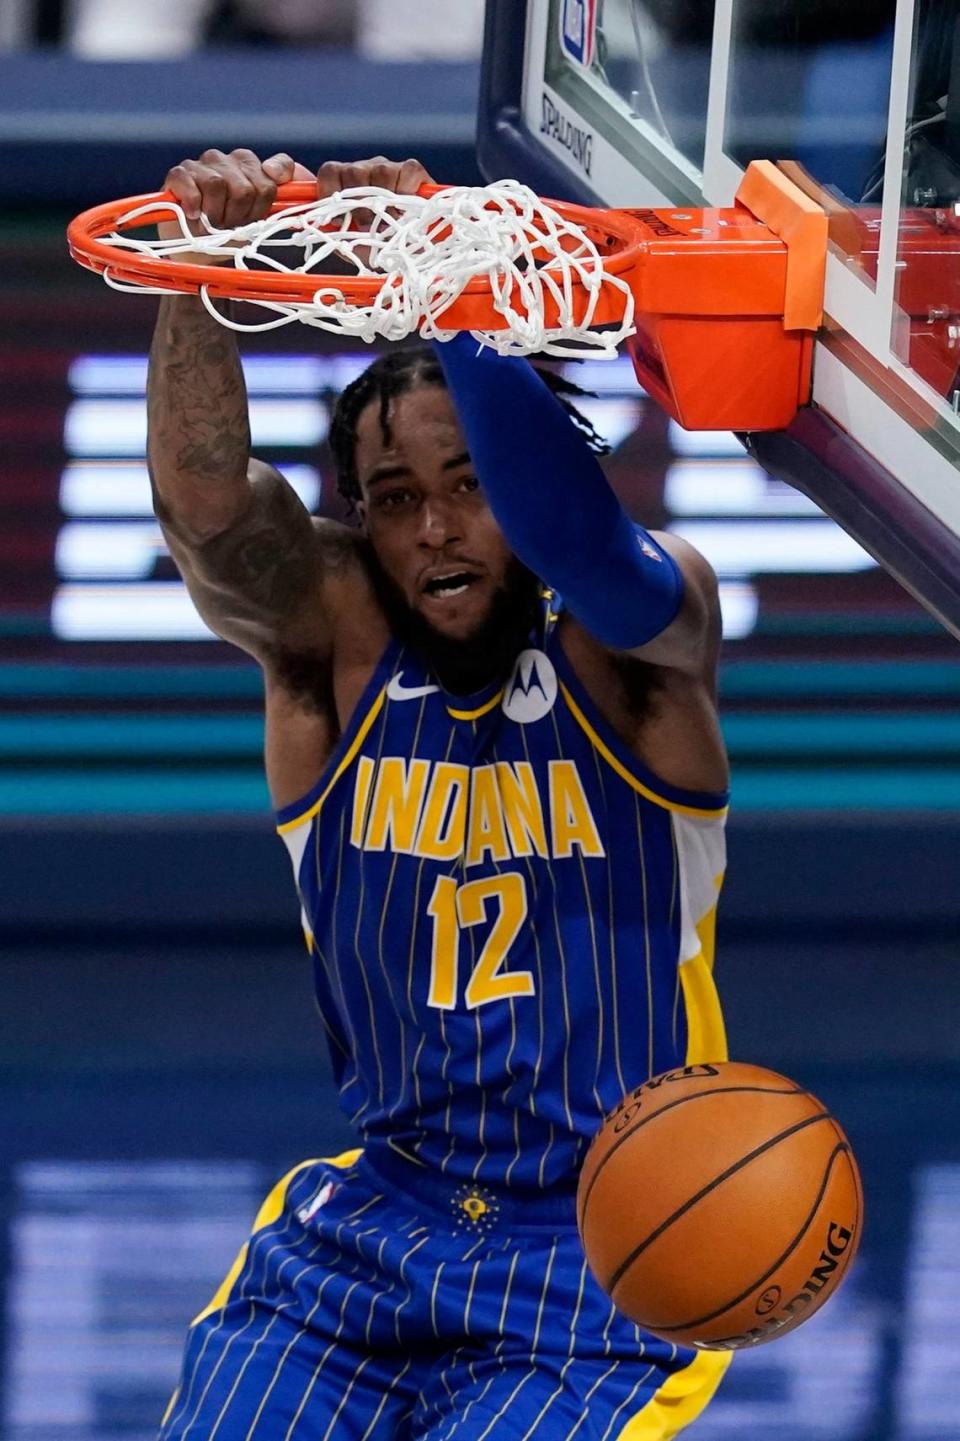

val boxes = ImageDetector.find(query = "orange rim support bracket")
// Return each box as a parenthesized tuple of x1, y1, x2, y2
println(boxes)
(618, 162, 827, 431)
(735, 160, 828, 333)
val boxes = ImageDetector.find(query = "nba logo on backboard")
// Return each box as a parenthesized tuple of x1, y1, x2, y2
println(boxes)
(559, 0, 597, 70)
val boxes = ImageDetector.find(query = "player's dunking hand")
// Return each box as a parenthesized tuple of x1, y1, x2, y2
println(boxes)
(164, 151, 435, 227)
(315, 157, 437, 264)
(159, 149, 317, 259)
(159, 150, 435, 258)
(314, 156, 435, 201)
(164, 149, 315, 230)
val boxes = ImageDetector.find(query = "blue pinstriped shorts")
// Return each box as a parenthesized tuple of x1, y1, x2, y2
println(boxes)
(160, 1150, 729, 1440)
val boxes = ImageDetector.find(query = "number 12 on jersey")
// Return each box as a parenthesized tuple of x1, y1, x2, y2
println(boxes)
(426, 872, 534, 1009)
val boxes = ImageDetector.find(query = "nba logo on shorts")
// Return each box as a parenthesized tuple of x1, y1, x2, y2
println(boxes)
(559, 0, 597, 70)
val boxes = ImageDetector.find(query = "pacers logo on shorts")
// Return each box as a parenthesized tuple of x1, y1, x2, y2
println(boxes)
(452, 1183, 501, 1232)
(559, 0, 598, 70)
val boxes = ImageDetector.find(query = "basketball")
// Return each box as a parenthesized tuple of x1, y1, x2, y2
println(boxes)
(577, 1062, 863, 1350)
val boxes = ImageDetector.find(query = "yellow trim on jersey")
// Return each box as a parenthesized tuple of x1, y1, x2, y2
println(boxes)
(680, 949, 728, 1066)
(616, 1350, 732, 1439)
(559, 684, 728, 820)
(190, 1150, 362, 1327)
(276, 691, 386, 835)
(446, 690, 504, 721)
(680, 893, 728, 1065)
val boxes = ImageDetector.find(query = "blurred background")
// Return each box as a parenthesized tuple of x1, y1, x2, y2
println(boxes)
(1, 4, 959, 1439)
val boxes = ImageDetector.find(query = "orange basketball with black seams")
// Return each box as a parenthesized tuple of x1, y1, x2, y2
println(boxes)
(576, 1061, 863, 1350)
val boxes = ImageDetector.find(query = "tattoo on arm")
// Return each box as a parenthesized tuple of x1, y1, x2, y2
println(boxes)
(147, 296, 251, 528)
(162, 478, 359, 658)
(193, 476, 318, 620)
(148, 296, 363, 662)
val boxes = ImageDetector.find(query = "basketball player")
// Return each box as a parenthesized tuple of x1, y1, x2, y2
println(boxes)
(151, 151, 731, 1439)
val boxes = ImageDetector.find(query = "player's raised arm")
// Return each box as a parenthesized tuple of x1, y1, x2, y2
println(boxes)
(432, 334, 721, 682)
(147, 148, 357, 662)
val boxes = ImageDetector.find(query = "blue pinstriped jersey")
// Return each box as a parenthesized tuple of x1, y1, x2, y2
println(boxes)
(276, 602, 728, 1192)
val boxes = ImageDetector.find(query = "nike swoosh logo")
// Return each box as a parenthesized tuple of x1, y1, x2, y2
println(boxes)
(386, 673, 440, 702)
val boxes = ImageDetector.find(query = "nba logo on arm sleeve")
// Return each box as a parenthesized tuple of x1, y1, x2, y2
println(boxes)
(559, 0, 598, 70)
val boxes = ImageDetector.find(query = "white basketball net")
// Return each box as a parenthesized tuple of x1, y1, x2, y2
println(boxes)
(101, 181, 636, 358)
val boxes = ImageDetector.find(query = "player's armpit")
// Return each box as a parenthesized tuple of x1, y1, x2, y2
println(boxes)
(160, 465, 361, 662)
(621, 533, 722, 687)
(560, 592, 728, 795)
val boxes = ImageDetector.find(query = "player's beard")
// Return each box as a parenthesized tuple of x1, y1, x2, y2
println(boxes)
(369, 553, 543, 695)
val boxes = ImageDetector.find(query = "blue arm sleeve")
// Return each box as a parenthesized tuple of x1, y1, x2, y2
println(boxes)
(433, 334, 683, 649)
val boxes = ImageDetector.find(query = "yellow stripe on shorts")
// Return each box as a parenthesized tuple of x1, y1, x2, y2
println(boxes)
(617, 1350, 732, 1439)
(190, 1149, 362, 1327)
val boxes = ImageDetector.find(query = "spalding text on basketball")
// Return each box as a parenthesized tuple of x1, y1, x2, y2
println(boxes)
(700, 1220, 855, 1349)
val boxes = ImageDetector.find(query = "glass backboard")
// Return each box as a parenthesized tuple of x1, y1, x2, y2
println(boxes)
(478, 0, 960, 638)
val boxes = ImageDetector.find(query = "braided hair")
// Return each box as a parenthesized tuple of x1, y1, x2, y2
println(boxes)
(329, 341, 611, 512)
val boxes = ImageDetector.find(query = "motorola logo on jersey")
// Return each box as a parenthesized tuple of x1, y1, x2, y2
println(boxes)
(503, 649, 558, 723)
